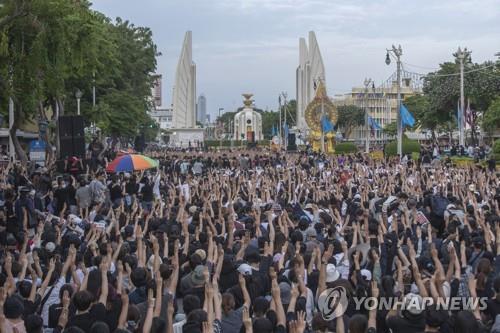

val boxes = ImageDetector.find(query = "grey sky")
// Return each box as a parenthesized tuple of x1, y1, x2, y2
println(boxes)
(91, 0, 500, 119)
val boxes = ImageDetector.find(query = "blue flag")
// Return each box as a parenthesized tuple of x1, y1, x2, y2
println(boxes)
(283, 123, 289, 138)
(321, 115, 334, 133)
(400, 104, 415, 128)
(368, 116, 382, 130)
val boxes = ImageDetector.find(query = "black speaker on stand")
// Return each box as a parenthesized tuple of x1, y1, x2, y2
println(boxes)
(287, 133, 297, 151)
(58, 116, 85, 159)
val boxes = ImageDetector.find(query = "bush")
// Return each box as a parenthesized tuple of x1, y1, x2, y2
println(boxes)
(450, 156, 475, 167)
(335, 142, 358, 154)
(384, 139, 420, 156)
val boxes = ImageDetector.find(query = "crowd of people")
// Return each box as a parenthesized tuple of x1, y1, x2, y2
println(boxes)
(0, 147, 499, 333)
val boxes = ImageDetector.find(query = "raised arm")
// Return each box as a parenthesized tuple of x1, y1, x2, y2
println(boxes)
(98, 260, 109, 305)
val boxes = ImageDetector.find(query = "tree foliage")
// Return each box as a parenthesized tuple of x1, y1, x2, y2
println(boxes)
(383, 121, 397, 137)
(483, 96, 500, 135)
(418, 59, 500, 143)
(0, 0, 158, 162)
(337, 105, 365, 139)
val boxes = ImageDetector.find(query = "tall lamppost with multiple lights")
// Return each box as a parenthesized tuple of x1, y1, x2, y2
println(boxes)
(453, 47, 471, 147)
(385, 45, 403, 157)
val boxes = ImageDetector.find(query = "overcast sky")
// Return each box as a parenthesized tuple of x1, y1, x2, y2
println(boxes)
(92, 0, 500, 119)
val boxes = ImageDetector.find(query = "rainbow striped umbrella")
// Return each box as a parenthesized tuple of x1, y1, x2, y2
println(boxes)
(106, 154, 159, 173)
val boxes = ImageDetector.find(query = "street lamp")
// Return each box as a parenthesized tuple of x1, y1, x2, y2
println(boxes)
(385, 44, 403, 157)
(453, 47, 471, 147)
(75, 89, 83, 116)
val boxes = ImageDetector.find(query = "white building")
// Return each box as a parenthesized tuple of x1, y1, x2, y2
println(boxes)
(172, 31, 196, 128)
(296, 31, 326, 131)
(150, 108, 173, 130)
(196, 94, 207, 124)
(333, 73, 423, 144)
(233, 94, 263, 142)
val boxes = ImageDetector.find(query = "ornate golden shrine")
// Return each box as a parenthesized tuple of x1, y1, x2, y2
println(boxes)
(305, 81, 338, 153)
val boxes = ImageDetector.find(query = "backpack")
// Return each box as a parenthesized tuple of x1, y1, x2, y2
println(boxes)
(430, 195, 449, 217)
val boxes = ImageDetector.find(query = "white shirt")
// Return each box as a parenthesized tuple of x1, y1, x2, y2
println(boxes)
(41, 277, 65, 326)
(173, 319, 186, 333)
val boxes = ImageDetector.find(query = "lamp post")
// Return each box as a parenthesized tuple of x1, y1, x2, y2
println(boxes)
(75, 89, 83, 116)
(453, 47, 471, 147)
(363, 78, 373, 154)
(281, 92, 288, 149)
(385, 45, 403, 157)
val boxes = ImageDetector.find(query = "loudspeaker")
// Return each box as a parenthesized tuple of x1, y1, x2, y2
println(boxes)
(59, 137, 74, 159)
(287, 133, 297, 151)
(58, 116, 86, 159)
(134, 134, 145, 152)
(72, 116, 85, 137)
(59, 116, 74, 139)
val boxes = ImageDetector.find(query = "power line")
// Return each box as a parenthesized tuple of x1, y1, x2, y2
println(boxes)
(401, 61, 440, 71)
(406, 63, 498, 78)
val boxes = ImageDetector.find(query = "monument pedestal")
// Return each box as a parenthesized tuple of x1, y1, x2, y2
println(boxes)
(168, 128, 205, 148)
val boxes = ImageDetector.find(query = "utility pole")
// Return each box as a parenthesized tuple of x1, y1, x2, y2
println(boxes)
(281, 92, 288, 149)
(385, 45, 403, 157)
(454, 47, 470, 148)
(8, 98, 15, 161)
(363, 78, 372, 154)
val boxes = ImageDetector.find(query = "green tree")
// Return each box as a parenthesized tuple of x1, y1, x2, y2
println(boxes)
(483, 96, 500, 136)
(337, 105, 365, 139)
(422, 59, 500, 144)
(404, 95, 443, 142)
(0, 1, 158, 162)
(383, 121, 397, 137)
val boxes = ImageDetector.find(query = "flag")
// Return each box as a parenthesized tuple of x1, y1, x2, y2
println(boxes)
(321, 115, 334, 133)
(283, 123, 289, 138)
(368, 116, 382, 130)
(271, 124, 278, 136)
(368, 116, 382, 138)
(400, 104, 415, 128)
